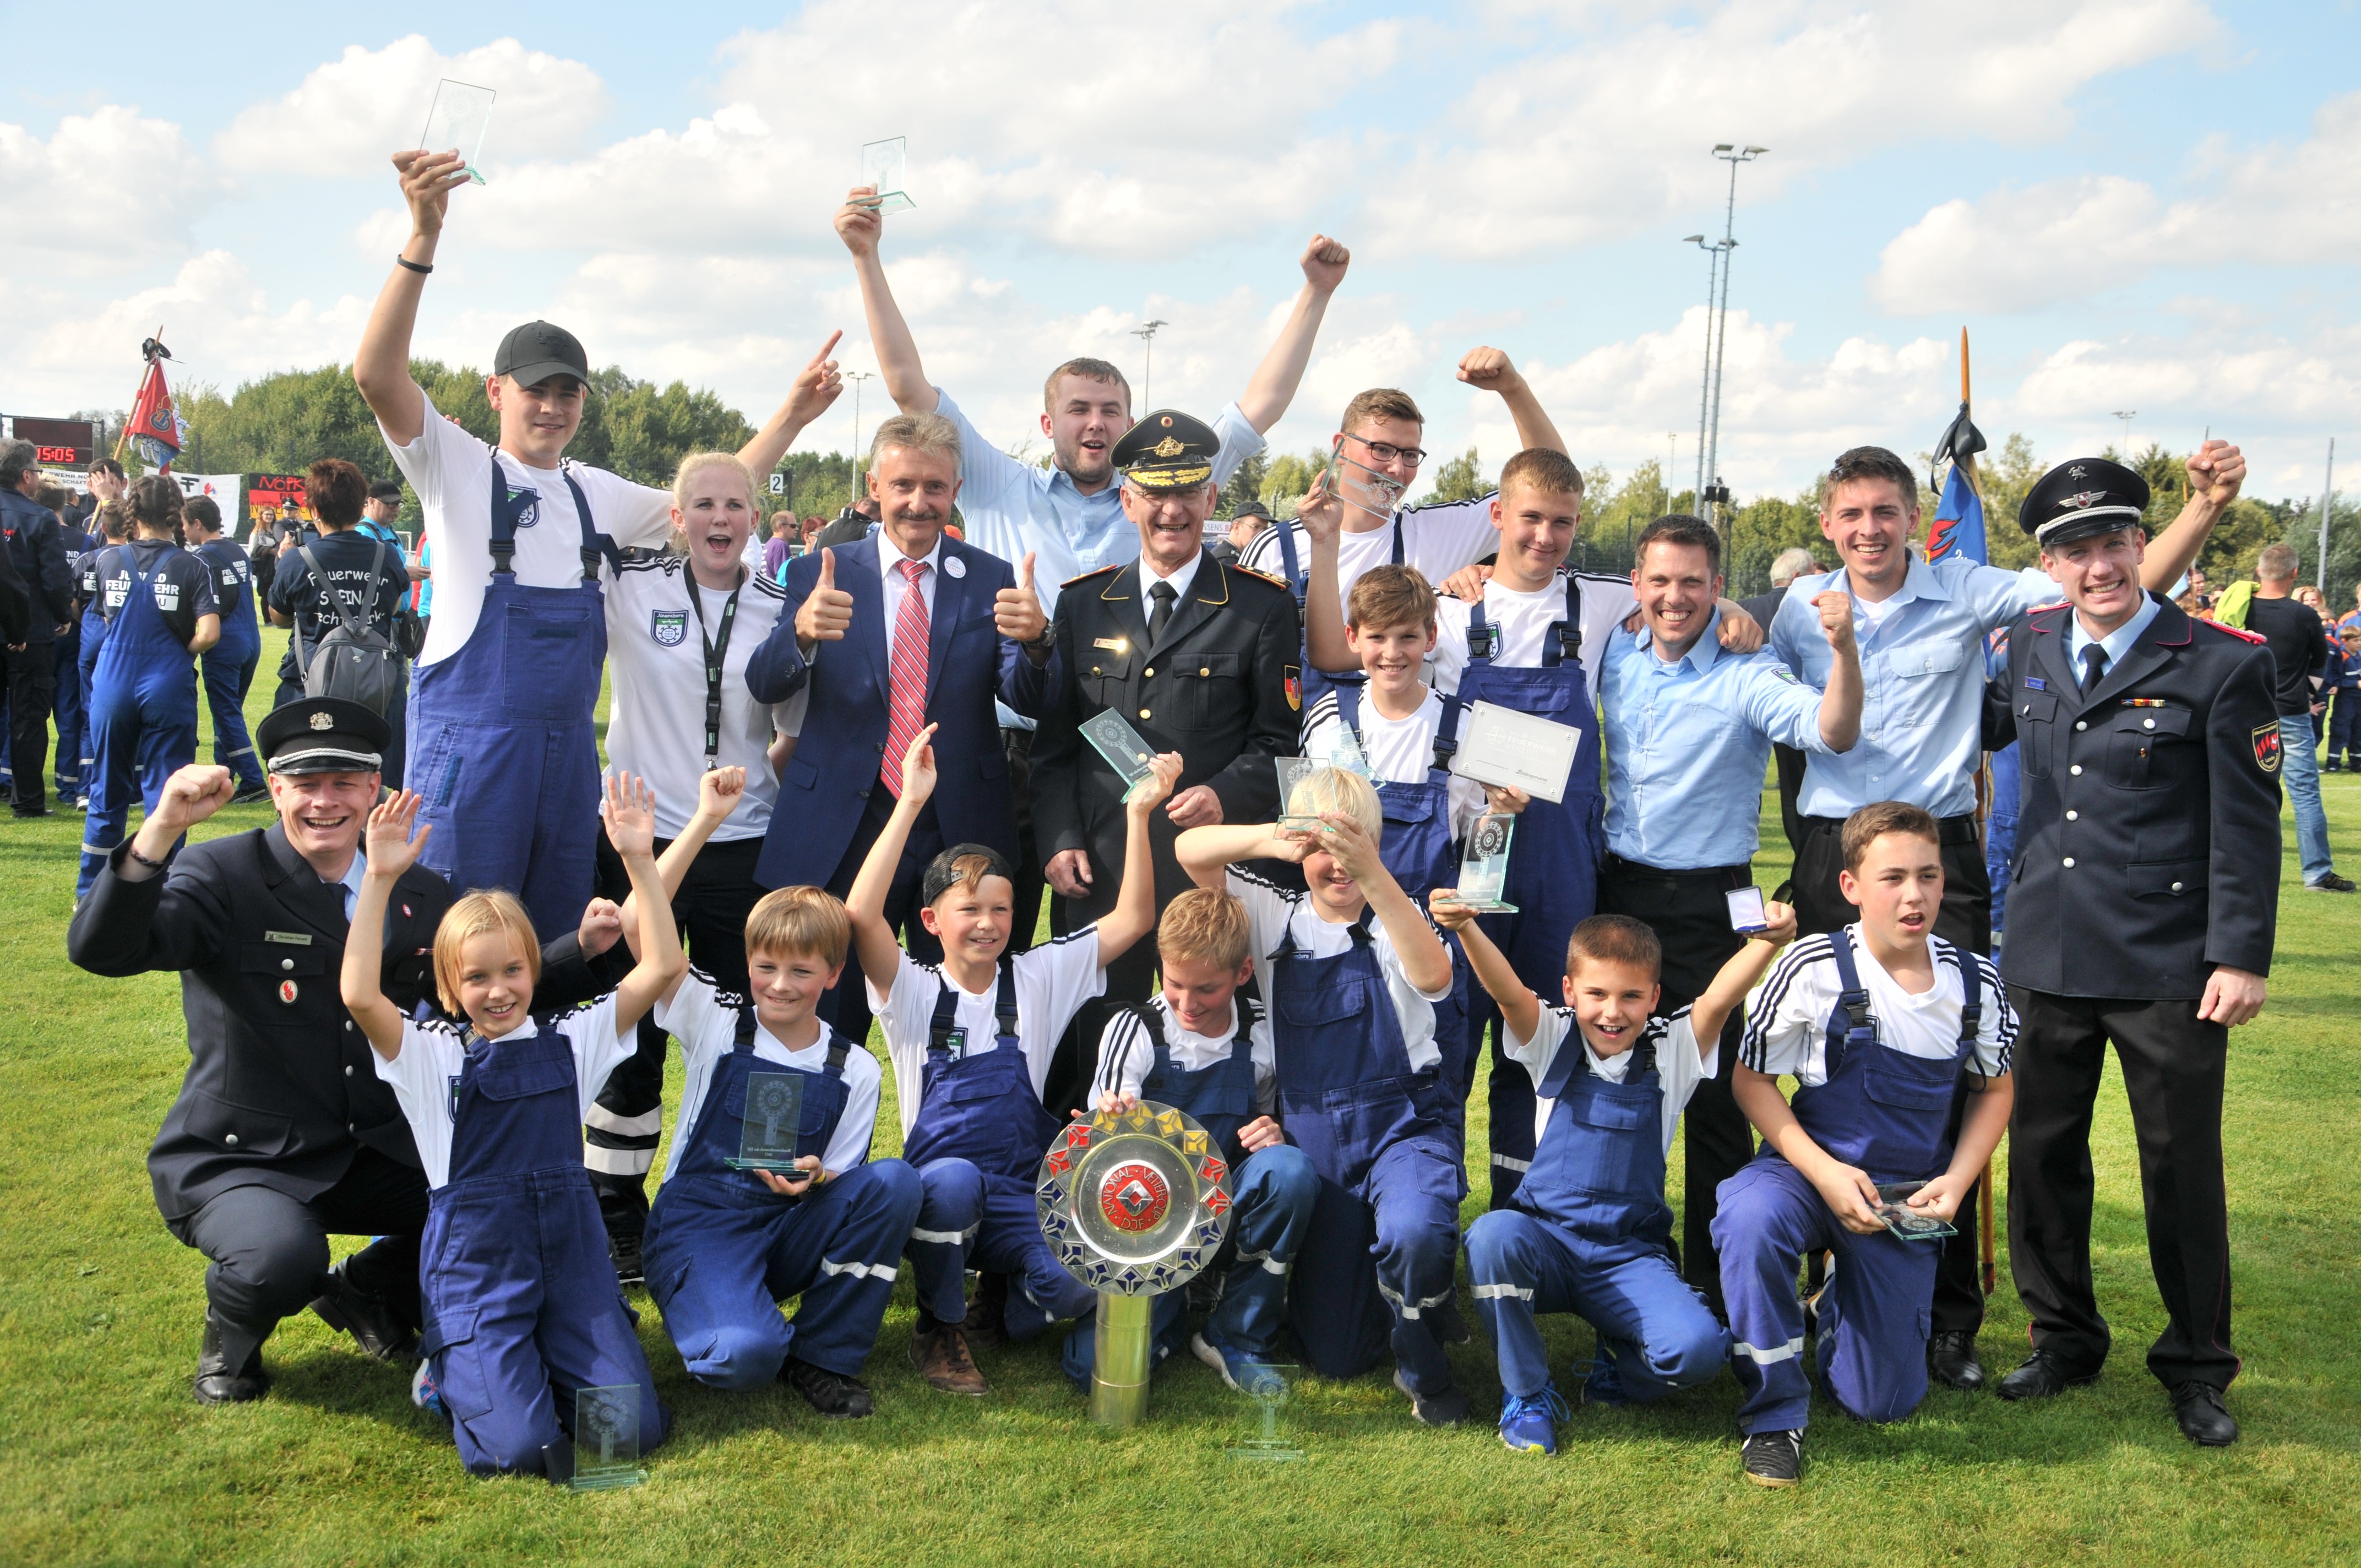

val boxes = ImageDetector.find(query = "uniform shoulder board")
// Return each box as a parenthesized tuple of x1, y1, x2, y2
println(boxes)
(2029, 600, 2070, 613)
(2199, 618, 2267, 645)
(1230, 563, 1289, 591)
(1062, 564, 1122, 589)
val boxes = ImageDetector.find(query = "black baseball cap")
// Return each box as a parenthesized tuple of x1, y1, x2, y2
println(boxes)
(922, 843, 1018, 905)
(1231, 498, 1271, 521)
(494, 320, 590, 390)
(258, 697, 389, 776)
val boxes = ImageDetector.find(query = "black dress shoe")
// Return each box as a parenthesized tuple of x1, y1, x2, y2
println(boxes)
(193, 1315, 269, 1404)
(1995, 1350, 2101, 1402)
(309, 1257, 420, 1362)
(607, 1228, 646, 1288)
(963, 1271, 1009, 1351)
(1927, 1329, 1986, 1391)
(2169, 1381, 2239, 1446)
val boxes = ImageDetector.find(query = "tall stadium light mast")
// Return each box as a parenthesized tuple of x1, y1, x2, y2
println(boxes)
(1687, 144, 1766, 537)
(847, 369, 876, 494)
(1133, 319, 1168, 409)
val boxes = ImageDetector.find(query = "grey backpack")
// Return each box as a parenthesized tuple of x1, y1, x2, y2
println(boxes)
(293, 538, 404, 716)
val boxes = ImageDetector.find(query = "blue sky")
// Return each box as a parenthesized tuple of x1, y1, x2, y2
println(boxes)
(6, 1, 2356, 504)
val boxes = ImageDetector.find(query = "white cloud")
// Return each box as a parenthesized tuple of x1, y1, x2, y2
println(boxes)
(214, 35, 610, 178)
(0, 106, 220, 269)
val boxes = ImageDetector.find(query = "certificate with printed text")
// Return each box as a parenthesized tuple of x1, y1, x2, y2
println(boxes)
(1449, 701, 1581, 804)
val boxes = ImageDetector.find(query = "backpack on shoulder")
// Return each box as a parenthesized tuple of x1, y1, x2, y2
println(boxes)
(293, 538, 405, 715)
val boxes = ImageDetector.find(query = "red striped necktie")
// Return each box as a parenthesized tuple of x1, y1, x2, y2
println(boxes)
(883, 557, 932, 796)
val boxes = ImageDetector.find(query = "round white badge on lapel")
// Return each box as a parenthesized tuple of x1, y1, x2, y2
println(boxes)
(944, 556, 966, 580)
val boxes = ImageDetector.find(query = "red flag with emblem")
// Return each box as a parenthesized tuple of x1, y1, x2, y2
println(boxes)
(124, 339, 181, 471)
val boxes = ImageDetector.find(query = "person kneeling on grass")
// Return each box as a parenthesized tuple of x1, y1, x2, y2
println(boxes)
(850, 724, 1173, 1396)
(341, 775, 684, 1481)
(1083, 889, 1319, 1395)
(1437, 905, 1791, 1455)
(622, 769, 922, 1418)
(1712, 801, 2016, 1489)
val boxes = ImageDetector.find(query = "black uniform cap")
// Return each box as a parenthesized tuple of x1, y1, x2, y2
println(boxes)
(922, 843, 1018, 906)
(1112, 410, 1219, 492)
(258, 696, 389, 776)
(494, 320, 591, 390)
(2020, 457, 2150, 549)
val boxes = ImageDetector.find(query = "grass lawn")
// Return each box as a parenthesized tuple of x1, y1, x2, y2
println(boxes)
(2, 628, 2355, 1566)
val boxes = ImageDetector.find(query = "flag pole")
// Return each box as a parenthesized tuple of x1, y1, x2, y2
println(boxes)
(112, 324, 167, 464)
(1961, 322, 2000, 1297)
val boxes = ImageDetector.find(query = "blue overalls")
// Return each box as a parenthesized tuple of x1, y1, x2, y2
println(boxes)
(1465, 1031, 1729, 1403)
(194, 538, 265, 793)
(74, 560, 108, 790)
(409, 464, 612, 940)
(1273, 518, 1402, 708)
(78, 543, 200, 900)
(1712, 935, 1981, 1433)
(1458, 575, 1605, 1208)
(643, 1011, 921, 1390)
(1062, 1003, 1319, 1384)
(900, 962, 1096, 1336)
(418, 1021, 667, 1477)
(1269, 910, 1468, 1394)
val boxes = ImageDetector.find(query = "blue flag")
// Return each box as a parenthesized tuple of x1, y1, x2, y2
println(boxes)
(1926, 462, 1985, 565)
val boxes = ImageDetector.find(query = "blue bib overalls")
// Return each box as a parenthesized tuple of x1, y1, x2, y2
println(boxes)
(644, 1011, 921, 1390)
(900, 962, 1096, 1336)
(1272, 517, 1404, 710)
(417, 1022, 667, 1476)
(1713, 935, 1981, 1434)
(1465, 1031, 1729, 1403)
(1268, 910, 1468, 1395)
(1457, 575, 1605, 1208)
(79, 544, 200, 899)
(410, 465, 612, 939)
(194, 537, 264, 793)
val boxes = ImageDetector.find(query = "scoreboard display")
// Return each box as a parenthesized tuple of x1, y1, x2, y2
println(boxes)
(1, 416, 105, 470)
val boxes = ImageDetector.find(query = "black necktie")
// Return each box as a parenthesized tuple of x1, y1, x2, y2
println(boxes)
(2080, 644, 2109, 694)
(1148, 580, 1177, 644)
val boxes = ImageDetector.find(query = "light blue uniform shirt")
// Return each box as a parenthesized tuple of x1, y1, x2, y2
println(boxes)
(933, 387, 1265, 728)
(2065, 589, 2164, 669)
(1770, 554, 2054, 820)
(1601, 613, 1832, 869)
(333, 851, 367, 923)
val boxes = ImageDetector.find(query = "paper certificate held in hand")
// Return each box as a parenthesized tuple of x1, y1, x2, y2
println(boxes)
(419, 79, 497, 186)
(1081, 710, 1160, 802)
(1449, 700, 1582, 804)
(857, 137, 916, 214)
(1321, 437, 1407, 524)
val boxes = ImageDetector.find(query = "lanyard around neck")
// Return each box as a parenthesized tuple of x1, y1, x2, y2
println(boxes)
(684, 568, 744, 766)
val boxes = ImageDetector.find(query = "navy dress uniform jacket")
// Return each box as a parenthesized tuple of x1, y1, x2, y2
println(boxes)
(66, 825, 607, 1224)
(0, 488, 74, 645)
(1030, 551, 1301, 915)
(743, 530, 1054, 891)
(1987, 594, 2280, 998)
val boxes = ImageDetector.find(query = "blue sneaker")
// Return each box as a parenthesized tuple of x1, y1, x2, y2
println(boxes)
(1581, 1339, 1631, 1407)
(1192, 1330, 1286, 1397)
(1498, 1383, 1570, 1454)
(411, 1358, 449, 1423)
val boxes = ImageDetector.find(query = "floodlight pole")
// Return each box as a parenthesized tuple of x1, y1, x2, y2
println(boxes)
(1133, 319, 1168, 410)
(1689, 144, 1765, 540)
(2319, 437, 2338, 592)
(847, 370, 875, 497)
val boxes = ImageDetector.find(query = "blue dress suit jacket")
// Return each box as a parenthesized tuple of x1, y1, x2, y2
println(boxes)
(745, 531, 1054, 890)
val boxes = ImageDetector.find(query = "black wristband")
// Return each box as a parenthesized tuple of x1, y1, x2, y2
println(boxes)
(125, 842, 168, 871)
(395, 255, 433, 275)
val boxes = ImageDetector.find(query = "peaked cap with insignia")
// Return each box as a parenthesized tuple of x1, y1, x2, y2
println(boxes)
(2019, 456, 2150, 549)
(1112, 409, 1219, 492)
(258, 696, 389, 776)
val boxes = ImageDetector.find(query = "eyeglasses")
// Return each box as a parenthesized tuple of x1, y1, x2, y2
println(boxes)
(1347, 434, 1427, 467)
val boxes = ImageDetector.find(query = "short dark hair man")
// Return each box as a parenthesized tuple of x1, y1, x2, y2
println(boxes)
(0, 437, 78, 816)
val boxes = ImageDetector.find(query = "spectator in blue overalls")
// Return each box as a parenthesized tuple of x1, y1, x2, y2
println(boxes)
(340, 775, 684, 1480)
(77, 477, 219, 902)
(352, 147, 820, 939)
(2324, 623, 2361, 771)
(69, 502, 133, 805)
(1712, 803, 2016, 1489)
(1085, 889, 1320, 1395)
(850, 727, 1171, 1397)
(629, 767, 922, 1418)
(1179, 769, 1468, 1425)
(183, 496, 269, 804)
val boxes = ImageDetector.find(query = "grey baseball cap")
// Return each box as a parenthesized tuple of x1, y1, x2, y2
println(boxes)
(493, 320, 590, 389)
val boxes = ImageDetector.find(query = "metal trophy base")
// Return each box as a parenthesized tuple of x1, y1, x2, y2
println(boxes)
(1090, 1292, 1154, 1428)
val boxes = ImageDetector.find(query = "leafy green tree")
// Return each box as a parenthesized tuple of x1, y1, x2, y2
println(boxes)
(1258, 449, 1330, 514)
(1219, 452, 1269, 518)
(1427, 446, 1489, 505)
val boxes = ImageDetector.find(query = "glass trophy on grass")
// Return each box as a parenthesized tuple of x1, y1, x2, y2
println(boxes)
(1445, 813, 1519, 913)
(1225, 1366, 1305, 1462)
(570, 1385, 646, 1491)
(1081, 710, 1161, 802)
(1321, 435, 1407, 524)
(857, 137, 916, 213)
(726, 1071, 805, 1172)
(418, 79, 497, 186)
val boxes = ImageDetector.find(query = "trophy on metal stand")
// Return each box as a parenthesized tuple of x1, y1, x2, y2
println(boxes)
(1035, 1101, 1235, 1428)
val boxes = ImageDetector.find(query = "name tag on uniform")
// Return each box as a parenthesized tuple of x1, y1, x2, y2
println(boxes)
(264, 930, 313, 945)
(2024, 677, 2047, 690)
(1094, 637, 1129, 654)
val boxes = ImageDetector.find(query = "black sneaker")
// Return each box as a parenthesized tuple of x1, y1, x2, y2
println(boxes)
(782, 1356, 875, 1418)
(1741, 1428, 1804, 1488)
(608, 1229, 646, 1288)
(1392, 1369, 1472, 1426)
(2308, 872, 2357, 893)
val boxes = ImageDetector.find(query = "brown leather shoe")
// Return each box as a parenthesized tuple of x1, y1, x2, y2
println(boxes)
(911, 1324, 988, 1396)
(962, 1272, 1010, 1351)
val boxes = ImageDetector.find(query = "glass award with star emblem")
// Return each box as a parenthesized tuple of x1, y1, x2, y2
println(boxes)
(569, 1385, 646, 1491)
(856, 137, 915, 214)
(1080, 710, 1161, 802)
(1443, 812, 1519, 913)
(418, 79, 497, 186)
(1321, 435, 1407, 525)
(1226, 1364, 1305, 1462)
(725, 1071, 806, 1172)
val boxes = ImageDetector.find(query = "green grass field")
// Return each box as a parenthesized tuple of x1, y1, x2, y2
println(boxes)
(3, 629, 2355, 1566)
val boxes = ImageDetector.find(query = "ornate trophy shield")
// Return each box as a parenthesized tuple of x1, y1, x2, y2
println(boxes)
(1036, 1099, 1234, 1427)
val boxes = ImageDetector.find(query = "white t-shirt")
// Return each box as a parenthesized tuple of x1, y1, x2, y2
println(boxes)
(1299, 685, 1487, 841)
(382, 393, 676, 667)
(1238, 492, 1503, 616)
(374, 997, 630, 1189)
(1226, 867, 1451, 1074)
(1430, 569, 1639, 700)
(1505, 1004, 1715, 1158)
(868, 930, 1106, 1137)
(1091, 995, 1277, 1117)
(601, 554, 803, 840)
(653, 970, 880, 1180)
(1741, 928, 2015, 1086)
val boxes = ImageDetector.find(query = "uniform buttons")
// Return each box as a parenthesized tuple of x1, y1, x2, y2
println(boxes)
(2075, 721, 2087, 731)
(1144, 666, 1155, 678)
(2063, 857, 2076, 868)
(1199, 667, 1210, 677)
(223, 1133, 240, 1147)
(345, 1020, 353, 1031)
(2144, 718, 2157, 729)
(281, 958, 295, 971)
(1139, 709, 1152, 720)
(2171, 880, 2185, 892)
(1091, 666, 1103, 677)
(2066, 810, 2079, 821)
(345, 1064, 355, 1076)
(2070, 765, 2083, 776)
(347, 1122, 355, 1133)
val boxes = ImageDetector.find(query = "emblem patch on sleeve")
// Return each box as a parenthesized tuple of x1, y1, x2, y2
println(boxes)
(651, 610, 688, 648)
(2253, 723, 2282, 775)
(1284, 666, 1302, 711)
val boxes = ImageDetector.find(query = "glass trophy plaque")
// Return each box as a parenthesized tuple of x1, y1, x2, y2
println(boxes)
(1322, 436, 1407, 524)
(1275, 756, 1327, 830)
(727, 1071, 806, 1171)
(1225, 1365, 1304, 1462)
(419, 79, 497, 186)
(1447, 813, 1519, 913)
(858, 137, 915, 214)
(570, 1384, 646, 1491)
(1875, 1182, 1957, 1240)
(1081, 710, 1160, 802)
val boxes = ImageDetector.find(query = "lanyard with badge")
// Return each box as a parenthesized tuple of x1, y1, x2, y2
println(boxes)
(684, 570, 744, 767)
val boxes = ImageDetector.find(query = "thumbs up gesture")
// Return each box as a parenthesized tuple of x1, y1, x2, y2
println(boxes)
(995, 549, 1050, 654)
(795, 547, 856, 650)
